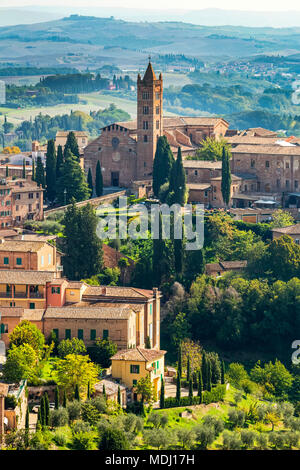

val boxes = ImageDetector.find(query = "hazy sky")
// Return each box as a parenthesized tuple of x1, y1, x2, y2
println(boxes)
(3, 0, 300, 11)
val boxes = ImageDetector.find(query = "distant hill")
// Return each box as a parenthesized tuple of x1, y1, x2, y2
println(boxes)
(1, 14, 300, 68)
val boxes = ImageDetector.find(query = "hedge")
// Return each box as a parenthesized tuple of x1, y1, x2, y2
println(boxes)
(161, 385, 226, 409)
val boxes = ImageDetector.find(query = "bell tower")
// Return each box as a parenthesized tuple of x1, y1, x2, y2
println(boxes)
(137, 60, 163, 179)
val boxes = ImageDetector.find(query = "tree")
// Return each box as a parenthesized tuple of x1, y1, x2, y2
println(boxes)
(35, 155, 45, 188)
(57, 338, 87, 358)
(31, 159, 35, 181)
(87, 338, 117, 368)
(87, 167, 93, 196)
(221, 145, 231, 207)
(56, 144, 64, 179)
(3, 344, 38, 383)
(143, 428, 173, 450)
(169, 147, 188, 206)
(9, 320, 45, 355)
(95, 160, 103, 197)
(25, 406, 29, 447)
(99, 428, 129, 450)
(269, 209, 294, 228)
(64, 131, 80, 159)
(188, 137, 230, 162)
(22, 158, 26, 179)
(250, 360, 294, 398)
(177, 343, 182, 377)
(88, 381, 91, 400)
(62, 202, 103, 280)
(44, 392, 50, 426)
(135, 376, 155, 403)
(188, 378, 193, 399)
(54, 387, 59, 410)
(152, 211, 174, 286)
(176, 372, 181, 402)
(57, 149, 90, 204)
(55, 354, 99, 399)
(198, 369, 203, 402)
(201, 352, 209, 391)
(176, 428, 195, 450)
(45, 138, 56, 202)
(265, 235, 300, 281)
(117, 386, 121, 406)
(187, 355, 191, 382)
(153, 136, 175, 197)
(160, 379, 165, 408)
(74, 384, 80, 401)
(63, 390, 67, 408)
(221, 360, 225, 385)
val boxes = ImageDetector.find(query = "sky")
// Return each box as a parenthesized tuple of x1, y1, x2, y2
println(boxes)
(2, 0, 300, 11)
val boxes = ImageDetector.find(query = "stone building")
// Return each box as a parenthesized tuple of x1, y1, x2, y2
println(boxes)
(84, 62, 229, 189)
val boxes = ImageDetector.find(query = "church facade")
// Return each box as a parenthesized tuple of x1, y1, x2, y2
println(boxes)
(84, 62, 229, 189)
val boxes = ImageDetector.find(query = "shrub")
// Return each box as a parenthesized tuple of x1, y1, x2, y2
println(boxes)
(256, 432, 268, 450)
(49, 408, 69, 428)
(268, 432, 286, 449)
(99, 428, 130, 450)
(52, 430, 68, 447)
(72, 420, 92, 434)
(176, 428, 195, 449)
(81, 402, 102, 425)
(67, 400, 81, 422)
(71, 431, 95, 450)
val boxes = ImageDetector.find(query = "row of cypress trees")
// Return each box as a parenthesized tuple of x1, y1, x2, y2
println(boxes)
(87, 160, 103, 197)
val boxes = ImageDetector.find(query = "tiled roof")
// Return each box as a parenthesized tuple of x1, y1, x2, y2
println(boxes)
(183, 160, 222, 169)
(22, 309, 44, 321)
(83, 285, 155, 299)
(232, 145, 300, 155)
(110, 116, 229, 133)
(0, 240, 46, 252)
(44, 306, 133, 320)
(0, 270, 55, 284)
(246, 127, 278, 137)
(225, 136, 281, 145)
(111, 347, 166, 362)
(187, 183, 211, 190)
(94, 378, 126, 395)
(271, 224, 300, 234)
(56, 131, 88, 137)
(0, 307, 25, 317)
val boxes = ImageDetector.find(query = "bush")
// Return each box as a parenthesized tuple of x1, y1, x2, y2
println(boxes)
(71, 431, 95, 450)
(98, 428, 130, 450)
(268, 432, 286, 449)
(72, 420, 92, 434)
(256, 432, 268, 450)
(67, 400, 81, 422)
(57, 338, 87, 358)
(49, 408, 69, 428)
(52, 430, 68, 447)
(176, 428, 195, 449)
(81, 401, 102, 425)
(203, 385, 226, 404)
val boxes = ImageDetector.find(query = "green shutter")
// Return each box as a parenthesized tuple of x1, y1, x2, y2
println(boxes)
(90, 329, 96, 341)
(3, 257, 9, 265)
(78, 329, 83, 340)
(29, 303, 35, 309)
(53, 329, 59, 340)
(65, 329, 71, 340)
(103, 329, 109, 340)
(16, 258, 22, 265)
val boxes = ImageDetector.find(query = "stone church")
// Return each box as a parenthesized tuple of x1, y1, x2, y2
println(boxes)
(84, 61, 229, 189)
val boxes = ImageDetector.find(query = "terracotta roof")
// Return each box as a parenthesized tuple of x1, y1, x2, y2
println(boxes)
(271, 224, 300, 235)
(0, 270, 55, 284)
(187, 183, 211, 190)
(183, 160, 222, 169)
(102, 244, 134, 270)
(22, 309, 44, 321)
(66, 281, 86, 289)
(0, 307, 25, 317)
(44, 305, 133, 320)
(0, 240, 47, 252)
(112, 347, 166, 362)
(246, 127, 278, 137)
(225, 136, 282, 145)
(56, 131, 88, 137)
(205, 260, 247, 273)
(94, 378, 126, 395)
(0, 229, 19, 238)
(232, 145, 300, 155)
(83, 285, 155, 299)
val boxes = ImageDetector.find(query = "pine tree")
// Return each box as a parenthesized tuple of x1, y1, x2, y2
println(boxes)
(64, 131, 80, 159)
(35, 156, 45, 188)
(87, 167, 93, 196)
(46, 139, 57, 203)
(95, 160, 103, 197)
(56, 144, 64, 179)
(57, 149, 90, 204)
(54, 386, 59, 410)
(176, 372, 181, 402)
(117, 386, 121, 406)
(221, 146, 231, 207)
(75, 384, 80, 401)
(22, 159, 26, 179)
(221, 360, 225, 385)
(198, 370, 203, 402)
(160, 378, 165, 409)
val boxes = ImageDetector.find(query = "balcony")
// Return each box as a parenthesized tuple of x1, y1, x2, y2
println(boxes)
(29, 292, 44, 299)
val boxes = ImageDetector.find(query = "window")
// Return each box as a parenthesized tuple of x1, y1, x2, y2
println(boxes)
(51, 287, 60, 294)
(103, 329, 109, 340)
(143, 121, 148, 130)
(194, 170, 198, 176)
(143, 106, 149, 115)
(156, 92, 160, 100)
(65, 329, 71, 340)
(36, 193, 39, 198)
(48, 254, 51, 265)
(90, 329, 96, 341)
(133, 380, 137, 385)
(156, 106, 160, 115)
(266, 161, 270, 168)
(15, 194, 21, 200)
(29, 303, 35, 310)
(286, 162, 290, 169)
(29, 193, 33, 199)
(16, 205, 19, 211)
(130, 365, 140, 374)
(41, 255, 44, 266)
(277, 179, 280, 188)
(251, 159, 255, 168)
(142, 91, 150, 100)
(295, 181, 299, 189)
(296, 239, 300, 245)
(78, 329, 84, 340)
(144, 135, 148, 142)
(16, 257, 22, 266)
(53, 329, 59, 340)
(3, 257, 9, 265)
(286, 180, 290, 188)
(156, 120, 160, 130)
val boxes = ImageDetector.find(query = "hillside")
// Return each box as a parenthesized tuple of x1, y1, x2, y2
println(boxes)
(2, 15, 300, 68)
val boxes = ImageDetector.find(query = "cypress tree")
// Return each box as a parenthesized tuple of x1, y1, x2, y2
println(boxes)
(22, 159, 26, 179)
(63, 390, 67, 408)
(56, 144, 64, 179)
(187, 355, 191, 382)
(5, 165, 8, 177)
(202, 352, 208, 391)
(177, 343, 182, 377)
(35, 156, 45, 188)
(57, 149, 90, 204)
(176, 372, 181, 402)
(103, 384, 106, 400)
(25, 406, 29, 446)
(153, 136, 175, 198)
(87, 167, 93, 196)
(152, 211, 173, 286)
(160, 378, 165, 409)
(221, 146, 231, 207)
(170, 147, 187, 206)
(44, 392, 50, 426)
(31, 159, 35, 181)
(188, 378, 193, 400)
(87, 381, 91, 400)
(37, 406, 42, 430)
(207, 361, 212, 392)
(117, 386, 121, 406)
(221, 360, 225, 385)
(198, 370, 203, 402)
(54, 386, 59, 410)
(46, 139, 57, 202)
(75, 384, 80, 401)
(64, 131, 80, 159)
(95, 160, 103, 197)
(40, 395, 46, 427)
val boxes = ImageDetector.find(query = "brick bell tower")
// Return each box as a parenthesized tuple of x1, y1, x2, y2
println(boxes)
(137, 59, 163, 179)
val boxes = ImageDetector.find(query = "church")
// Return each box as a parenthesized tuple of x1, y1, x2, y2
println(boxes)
(84, 61, 229, 189)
